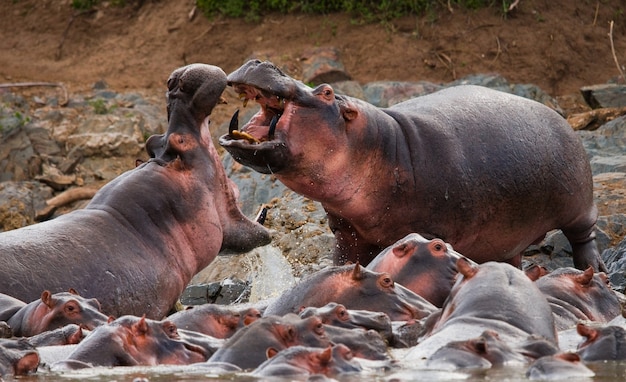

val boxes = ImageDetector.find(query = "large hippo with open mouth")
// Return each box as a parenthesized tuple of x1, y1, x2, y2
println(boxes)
(0, 64, 270, 319)
(219, 59, 605, 271)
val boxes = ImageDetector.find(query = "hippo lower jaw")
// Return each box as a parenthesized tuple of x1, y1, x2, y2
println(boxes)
(219, 85, 292, 174)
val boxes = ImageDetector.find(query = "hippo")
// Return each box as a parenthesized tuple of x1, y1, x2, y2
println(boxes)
(168, 304, 261, 338)
(425, 330, 558, 370)
(406, 258, 557, 362)
(0, 338, 39, 377)
(526, 352, 595, 380)
(323, 325, 389, 360)
(263, 263, 437, 321)
(219, 59, 604, 272)
(7, 289, 108, 337)
(299, 302, 393, 341)
(208, 313, 331, 370)
(53, 315, 207, 368)
(0, 64, 270, 318)
(366, 233, 467, 307)
(534, 267, 622, 331)
(576, 321, 626, 361)
(27, 324, 85, 347)
(252, 344, 362, 378)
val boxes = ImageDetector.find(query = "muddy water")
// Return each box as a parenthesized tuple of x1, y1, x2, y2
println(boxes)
(11, 359, 626, 382)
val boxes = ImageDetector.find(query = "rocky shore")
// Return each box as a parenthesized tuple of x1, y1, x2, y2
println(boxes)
(1, 58, 626, 305)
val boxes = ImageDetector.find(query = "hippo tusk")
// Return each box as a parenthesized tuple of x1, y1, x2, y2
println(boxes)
(255, 205, 268, 225)
(229, 109, 240, 134)
(268, 114, 279, 140)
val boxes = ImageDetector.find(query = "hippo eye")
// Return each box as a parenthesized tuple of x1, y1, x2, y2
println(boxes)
(337, 308, 349, 320)
(163, 322, 179, 338)
(314, 322, 325, 335)
(379, 275, 394, 288)
(431, 240, 445, 252)
(64, 301, 80, 315)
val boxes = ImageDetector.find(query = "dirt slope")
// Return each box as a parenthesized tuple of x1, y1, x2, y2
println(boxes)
(0, 0, 625, 102)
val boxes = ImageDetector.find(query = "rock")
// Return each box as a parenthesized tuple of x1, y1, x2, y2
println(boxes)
(581, 84, 626, 109)
(0, 181, 53, 231)
(362, 81, 442, 107)
(578, 115, 626, 171)
(301, 47, 352, 85)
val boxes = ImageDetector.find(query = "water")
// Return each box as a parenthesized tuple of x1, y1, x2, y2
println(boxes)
(9, 359, 626, 382)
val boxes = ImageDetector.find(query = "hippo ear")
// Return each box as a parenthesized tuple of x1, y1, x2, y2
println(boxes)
(266, 347, 279, 359)
(318, 346, 333, 364)
(576, 322, 598, 341)
(575, 267, 594, 286)
(41, 290, 53, 308)
(351, 262, 364, 281)
(68, 288, 79, 295)
(524, 264, 548, 281)
(107, 316, 116, 324)
(133, 315, 149, 336)
(456, 258, 478, 279)
(340, 102, 359, 121)
(555, 352, 582, 362)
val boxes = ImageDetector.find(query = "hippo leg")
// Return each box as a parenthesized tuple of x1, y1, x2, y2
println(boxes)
(561, 212, 607, 273)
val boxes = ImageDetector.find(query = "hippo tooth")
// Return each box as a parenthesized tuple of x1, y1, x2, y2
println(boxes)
(268, 114, 280, 140)
(229, 109, 240, 133)
(278, 96, 284, 108)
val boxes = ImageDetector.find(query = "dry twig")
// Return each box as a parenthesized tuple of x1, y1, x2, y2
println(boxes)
(593, 1, 600, 26)
(608, 20, 625, 82)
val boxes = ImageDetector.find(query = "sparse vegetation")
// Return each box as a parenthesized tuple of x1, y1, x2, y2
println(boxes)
(195, 1, 510, 22)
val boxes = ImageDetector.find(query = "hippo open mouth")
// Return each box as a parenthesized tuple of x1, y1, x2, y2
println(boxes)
(219, 60, 299, 174)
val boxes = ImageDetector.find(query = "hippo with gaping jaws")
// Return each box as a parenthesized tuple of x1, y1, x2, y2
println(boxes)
(0, 64, 270, 318)
(220, 60, 604, 271)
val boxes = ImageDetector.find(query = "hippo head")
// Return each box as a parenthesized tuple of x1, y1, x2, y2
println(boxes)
(219, 60, 352, 175)
(144, 63, 270, 254)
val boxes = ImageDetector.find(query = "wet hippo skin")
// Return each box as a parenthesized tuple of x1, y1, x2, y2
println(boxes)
(0, 64, 270, 318)
(220, 59, 605, 271)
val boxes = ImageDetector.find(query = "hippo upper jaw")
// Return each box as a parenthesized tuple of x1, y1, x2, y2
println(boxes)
(219, 82, 296, 174)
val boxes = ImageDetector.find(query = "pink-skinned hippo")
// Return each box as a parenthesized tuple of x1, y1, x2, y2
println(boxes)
(52, 315, 207, 368)
(263, 263, 437, 321)
(0, 64, 270, 319)
(208, 313, 331, 370)
(406, 258, 557, 362)
(299, 302, 393, 340)
(533, 267, 622, 331)
(366, 233, 468, 307)
(252, 344, 362, 378)
(219, 59, 605, 271)
(167, 304, 260, 339)
(7, 289, 108, 337)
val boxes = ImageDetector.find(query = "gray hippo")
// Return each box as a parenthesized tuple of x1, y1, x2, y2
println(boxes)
(405, 258, 557, 362)
(366, 233, 467, 307)
(219, 59, 604, 271)
(533, 267, 622, 331)
(0, 64, 270, 319)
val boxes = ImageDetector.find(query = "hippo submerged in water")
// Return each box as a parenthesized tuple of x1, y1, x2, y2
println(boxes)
(220, 59, 605, 271)
(0, 64, 270, 318)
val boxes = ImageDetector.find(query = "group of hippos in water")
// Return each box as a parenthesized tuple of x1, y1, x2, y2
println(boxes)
(0, 62, 624, 379)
